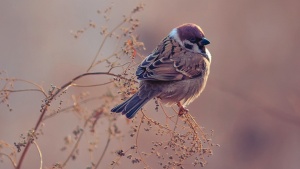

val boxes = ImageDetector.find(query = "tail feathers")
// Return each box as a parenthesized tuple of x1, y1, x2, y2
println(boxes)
(111, 94, 150, 119)
(123, 95, 149, 119)
(111, 98, 131, 113)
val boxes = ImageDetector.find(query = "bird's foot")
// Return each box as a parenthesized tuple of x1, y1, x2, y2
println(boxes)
(177, 102, 189, 116)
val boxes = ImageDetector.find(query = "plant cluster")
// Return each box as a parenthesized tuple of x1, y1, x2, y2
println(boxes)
(0, 3, 217, 169)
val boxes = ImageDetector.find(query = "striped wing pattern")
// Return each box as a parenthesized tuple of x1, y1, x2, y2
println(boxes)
(136, 37, 207, 81)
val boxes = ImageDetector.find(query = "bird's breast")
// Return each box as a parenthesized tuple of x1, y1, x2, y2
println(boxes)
(154, 76, 208, 106)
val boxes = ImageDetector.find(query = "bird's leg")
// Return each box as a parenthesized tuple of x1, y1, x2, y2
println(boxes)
(177, 102, 189, 116)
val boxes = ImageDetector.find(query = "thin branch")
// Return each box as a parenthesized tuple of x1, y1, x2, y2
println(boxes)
(62, 104, 107, 168)
(94, 50, 123, 67)
(141, 111, 173, 132)
(94, 122, 112, 169)
(72, 81, 113, 88)
(172, 114, 179, 138)
(12, 78, 47, 97)
(87, 20, 127, 72)
(62, 129, 84, 167)
(42, 96, 105, 121)
(159, 101, 176, 123)
(2, 89, 46, 95)
(16, 71, 124, 169)
(108, 62, 132, 73)
(134, 114, 148, 166)
(0, 153, 16, 168)
(32, 141, 43, 169)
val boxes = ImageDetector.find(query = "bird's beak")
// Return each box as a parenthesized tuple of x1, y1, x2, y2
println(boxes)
(199, 38, 210, 46)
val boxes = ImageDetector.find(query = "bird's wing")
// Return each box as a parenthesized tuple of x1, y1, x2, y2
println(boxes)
(136, 37, 208, 81)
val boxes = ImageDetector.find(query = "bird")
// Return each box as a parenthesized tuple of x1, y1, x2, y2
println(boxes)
(111, 23, 211, 119)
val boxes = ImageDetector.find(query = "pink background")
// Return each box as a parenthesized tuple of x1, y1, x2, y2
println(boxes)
(1, 0, 300, 169)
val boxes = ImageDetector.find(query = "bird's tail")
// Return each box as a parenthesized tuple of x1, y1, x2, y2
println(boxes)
(111, 93, 150, 119)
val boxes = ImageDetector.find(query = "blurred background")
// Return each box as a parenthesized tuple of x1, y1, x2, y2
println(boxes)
(1, 0, 300, 169)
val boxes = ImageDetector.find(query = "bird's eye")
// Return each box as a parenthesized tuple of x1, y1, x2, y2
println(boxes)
(189, 38, 196, 43)
(184, 43, 193, 50)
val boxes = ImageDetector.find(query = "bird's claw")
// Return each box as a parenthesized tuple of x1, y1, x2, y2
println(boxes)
(177, 103, 189, 116)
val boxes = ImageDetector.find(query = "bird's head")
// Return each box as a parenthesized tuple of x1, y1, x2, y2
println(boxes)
(169, 23, 211, 60)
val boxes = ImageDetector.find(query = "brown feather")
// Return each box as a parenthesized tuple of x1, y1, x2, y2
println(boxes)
(136, 36, 209, 81)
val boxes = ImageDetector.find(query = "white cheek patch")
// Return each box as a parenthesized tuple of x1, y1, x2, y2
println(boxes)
(169, 28, 183, 46)
(192, 44, 201, 53)
(206, 48, 212, 61)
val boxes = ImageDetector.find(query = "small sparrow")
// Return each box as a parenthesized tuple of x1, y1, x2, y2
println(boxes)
(111, 23, 211, 119)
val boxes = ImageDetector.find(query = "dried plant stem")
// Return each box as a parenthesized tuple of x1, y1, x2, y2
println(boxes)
(16, 72, 124, 169)
(141, 112, 173, 132)
(62, 129, 84, 167)
(94, 50, 123, 67)
(94, 135, 110, 169)
(159, 102, 176, 123)
(61, 101, 114, 168)
(4, 78, 47, 96)
(0, 152, 16, 168)
(72, 81, 113, 88)
(111, 147, 132, 169)
(42, 96, 105, 121)
(87, 20, 127, 72)
(134, 114, 148, 167)
(62, 111, 97, 167)
(32, 141, 43, 169)
(94, 122, 112, 169)
(172, 114, 179, 136)
(2, 89, 46, 95)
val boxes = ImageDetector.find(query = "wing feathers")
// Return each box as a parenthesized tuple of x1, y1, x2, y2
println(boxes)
(136, 37, 207, 81)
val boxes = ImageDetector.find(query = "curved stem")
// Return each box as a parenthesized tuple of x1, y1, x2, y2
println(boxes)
(42, 96, 105, 122)
(62, 130, 84, 167)
(86, 20, 127, 72)
(16, 72, 122, 169)
(13, 78, 47, 97)
(134, 114, 148, 166)
(0, 153, 16, 168)
(2, 89, 46, 95)
(94, 124, 111, 169)
(72, 81, 113, 88)
(32, 141, 43, 169)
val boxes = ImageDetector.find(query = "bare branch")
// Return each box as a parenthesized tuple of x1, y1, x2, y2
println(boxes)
(0, 153, 17, 168)
(16, 71, 126, 169)
(93, 122, 112, 169)
(32, 141, 43, 169)
(87, 20, 128, 72)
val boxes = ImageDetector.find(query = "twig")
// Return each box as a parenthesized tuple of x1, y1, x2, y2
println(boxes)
(62, 104, 109, 168)
(32, 141, 43, 169)
(94, 50, 123, 67)
(141, 112, 172, 132)
(172, 114, 179, 138)
(42, 96, 105, 121)
(16, 71, 124, 169)
(72, 81, 114, 88)
(134, 114, 148, 166)
(2, 89, 46, 95)
(108, 62, 132, 73)
(94, 122, 112, 169)
(8, 78, 47, 97)
(87, 20, 128, 72)
(0, 152, 16, 168)
(159, 102, 176, 123)
(62, 129, 84, 167)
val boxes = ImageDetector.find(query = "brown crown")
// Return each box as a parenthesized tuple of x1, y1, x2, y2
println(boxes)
(176, 23, 205, 42)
